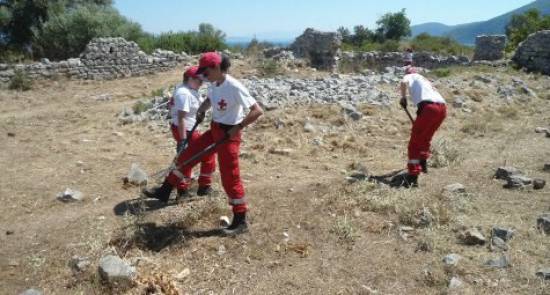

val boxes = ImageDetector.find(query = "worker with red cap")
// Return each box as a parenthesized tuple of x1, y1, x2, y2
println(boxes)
(168, 66, 216, 201)
(399, 66, 447, 187)
(144, 52, 264, 236)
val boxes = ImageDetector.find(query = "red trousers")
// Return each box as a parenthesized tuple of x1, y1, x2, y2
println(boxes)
(167, 122, 247, 213)
(407, 103, 447, 176)
(170, 124, 216, 190)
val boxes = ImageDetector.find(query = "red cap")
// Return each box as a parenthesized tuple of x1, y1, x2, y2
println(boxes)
(405, 66, 417, 75)
(184, 66, 200, 79)
(197, 52, 222, 73)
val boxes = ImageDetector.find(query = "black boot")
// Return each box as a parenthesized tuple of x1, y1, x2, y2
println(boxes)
(420, 159, 428, 174)
(142, 181, 173, 203)
(403, 174, 419, 188)
(196, 186, 213, 197)
(175, 189, 190, 203)
(221, 212, 248, 236)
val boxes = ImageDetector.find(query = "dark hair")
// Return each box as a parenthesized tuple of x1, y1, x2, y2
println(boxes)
(220, 54, 231, 72)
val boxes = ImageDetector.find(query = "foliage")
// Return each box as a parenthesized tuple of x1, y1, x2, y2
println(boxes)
(506, 8, 550, 51)
(410, 33, 473, 56)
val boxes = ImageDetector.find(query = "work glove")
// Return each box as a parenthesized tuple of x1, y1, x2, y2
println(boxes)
(400, 97, 408, 109)
(196, 112, 205, 124)
(176, 140, 188, 154)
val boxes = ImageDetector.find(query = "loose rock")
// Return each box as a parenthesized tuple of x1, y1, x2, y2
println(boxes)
(444, 183, 466, 194)
(443, 254, 462, 266)
(495, 166, 522, 180)
(504, 175, 532, 189)
(491, 226, 514, 241)
(485, 255, 510, 269)
(57, 188, 83, 202)
(460, 227, 486, 245)
(533, 178, 546, 190)
(69, 256, 91, 274)
(537, 213, 550, 234)
(98, 255, 136, 288)
(125, 163, 148, 186)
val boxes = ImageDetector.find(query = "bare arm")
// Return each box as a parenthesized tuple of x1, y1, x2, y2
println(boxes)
(240, 103, 264, 128)
(227, 103, 264, 138)
(400, 81, 408, 98)
(177, 110, 187, 140)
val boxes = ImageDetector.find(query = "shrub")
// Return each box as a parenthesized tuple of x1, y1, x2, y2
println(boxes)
(8, 69, 32, 91)
(410, 33, 473, 56)
(32, 4, 143, 60)
(431, 68, 451, 78)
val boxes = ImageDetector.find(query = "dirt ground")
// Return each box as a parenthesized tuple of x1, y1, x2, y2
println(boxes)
(0, 63, 549, 295)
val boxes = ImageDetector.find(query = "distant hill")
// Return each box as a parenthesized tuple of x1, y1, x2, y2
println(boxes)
(411, 0, 550, 44)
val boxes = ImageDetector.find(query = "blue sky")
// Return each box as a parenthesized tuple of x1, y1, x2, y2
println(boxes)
(114, 0, 534, 39)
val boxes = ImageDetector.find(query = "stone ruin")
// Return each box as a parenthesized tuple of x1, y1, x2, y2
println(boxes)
(513, 30, 550, 75)
(0, 37, 191, 83)
(473, 35, 506, 61)
(338, 51, 470, 71)
(290, 28, 342, 71)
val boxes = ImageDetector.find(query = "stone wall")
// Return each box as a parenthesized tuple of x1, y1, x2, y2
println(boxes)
(338, 51, 470, 71)
(473, 35, 506, 61)
(512, 30, 550, 75)
(290, 28, 341, 71)
(0, 37, 190, 83)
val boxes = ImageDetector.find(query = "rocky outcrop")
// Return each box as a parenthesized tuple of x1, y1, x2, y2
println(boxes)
(0, 37, 191, 83)
(473, 35, 506, 61)
(290, 28, 342, 71)
(512, 30, 550, 75)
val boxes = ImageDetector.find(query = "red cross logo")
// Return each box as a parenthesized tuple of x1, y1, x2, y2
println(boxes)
(218, 99, 227, 111)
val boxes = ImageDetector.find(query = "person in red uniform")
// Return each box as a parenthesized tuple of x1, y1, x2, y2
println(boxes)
(399, 66, 447, 187)
(169, 66, 216, 201)
(144, 52, 264, 236)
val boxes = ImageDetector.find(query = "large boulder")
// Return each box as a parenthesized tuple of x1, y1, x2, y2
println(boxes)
(290, 28, 341, 70)
(512, 30, 550, 75)
(473, 35, 506, 61)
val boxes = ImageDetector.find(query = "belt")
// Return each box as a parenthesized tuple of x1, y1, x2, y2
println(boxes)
(212, 121, 237, 131)
(418, 101, 445, 106)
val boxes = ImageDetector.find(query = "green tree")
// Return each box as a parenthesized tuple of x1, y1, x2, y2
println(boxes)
(32, 4, 143, 59)
(506, 8, 550, 51)
(1, 0, 49, 50)
(375, 8, 411, 41)
(352, 25, 373, 45)
(337, 26, 352, 43)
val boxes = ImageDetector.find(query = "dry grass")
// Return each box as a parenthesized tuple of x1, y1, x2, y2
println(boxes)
(0, 63, 549, 294)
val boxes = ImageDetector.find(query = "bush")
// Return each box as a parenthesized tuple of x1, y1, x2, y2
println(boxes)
(8, 69, 32, 91)
(257, 59, 282, 77)
(136, 24, 227, 54)
(431, 68, 451, 78)
(32, 4, 143, 60)
(506, 9, 550, 51)
(410, 33, 473, 56)
(358, 40, 400, 52)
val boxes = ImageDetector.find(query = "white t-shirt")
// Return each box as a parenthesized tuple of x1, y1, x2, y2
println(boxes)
(207, 75, 257, 125)
(402, 73, 446, 106)
(403, 52, 413, 62)
(171, 84, 203, 130)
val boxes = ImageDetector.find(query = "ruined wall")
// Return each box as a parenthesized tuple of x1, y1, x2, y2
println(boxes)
(338, 51, 470, 71)
(290, 28, 342, 71)
(473, 35, 506, 61)
(0, 37, 190, 83)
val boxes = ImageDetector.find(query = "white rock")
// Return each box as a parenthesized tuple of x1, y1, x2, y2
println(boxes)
(126, 163, 148, 186)
(57, 188, 83, 202)
(449, 277, 463, 289)
(98, 255, 136, 288)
